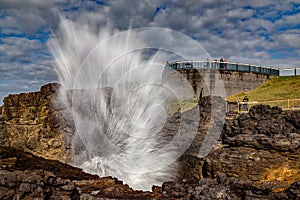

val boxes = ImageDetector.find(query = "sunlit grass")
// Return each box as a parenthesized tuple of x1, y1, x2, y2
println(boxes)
(167, 98, 198, 115)
(227, 76, 300, 102)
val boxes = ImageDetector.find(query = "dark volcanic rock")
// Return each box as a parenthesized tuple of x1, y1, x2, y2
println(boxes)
(175, 97, 300, 194)
(162, 174, 296, 200)
(1, 146, 299, 199)
(204, 104, 300, 192)
(222, 104, 300, 152)
(0, 146, 155, 200)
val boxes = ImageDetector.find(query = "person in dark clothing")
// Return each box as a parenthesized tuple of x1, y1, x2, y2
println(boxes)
(213, 59, 217, 68)
(242, 96, 249, 111)
(220, 58, 224, 69)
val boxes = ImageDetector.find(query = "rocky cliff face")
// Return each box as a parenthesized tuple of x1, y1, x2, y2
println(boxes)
(0, 83, 73, 163)
(0, 84, 300, 199)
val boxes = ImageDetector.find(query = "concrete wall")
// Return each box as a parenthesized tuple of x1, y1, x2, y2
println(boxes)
(163, 69, 277, 97)
(219, 70, 276, 96)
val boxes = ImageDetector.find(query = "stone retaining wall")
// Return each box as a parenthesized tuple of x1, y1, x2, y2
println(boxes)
(164, 69, 277, 97)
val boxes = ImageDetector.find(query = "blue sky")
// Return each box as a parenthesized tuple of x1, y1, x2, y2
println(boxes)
(0, 0, 300, 103)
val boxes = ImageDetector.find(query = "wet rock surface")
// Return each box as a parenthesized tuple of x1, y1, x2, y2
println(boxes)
(1, 146, 299, 200)
(0, 146, 154, 200)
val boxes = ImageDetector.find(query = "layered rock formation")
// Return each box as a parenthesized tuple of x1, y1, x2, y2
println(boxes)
(0, 83, 73, 163)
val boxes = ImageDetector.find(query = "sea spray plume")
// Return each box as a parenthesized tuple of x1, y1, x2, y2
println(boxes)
(49, 17, 226, 190)
(49, 18, 200, 190)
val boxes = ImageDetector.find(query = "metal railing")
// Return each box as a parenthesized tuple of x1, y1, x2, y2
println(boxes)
(279, 67, 300, 76)
(166, 61, 280, 75)
(236, 99, 300, 113)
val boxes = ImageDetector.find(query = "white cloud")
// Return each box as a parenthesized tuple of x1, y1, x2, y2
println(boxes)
(235, 0, 278, 8)
(274, 32, 300, 49)
(0, 37, 49, 62)
(276, 13, 300, 27)
(0, 0, 55, 9)
(227, 9, 254, 19)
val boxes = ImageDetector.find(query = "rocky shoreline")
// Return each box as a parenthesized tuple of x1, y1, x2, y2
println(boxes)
(1, 146, 299, 199)
(0, 83, 299, 199)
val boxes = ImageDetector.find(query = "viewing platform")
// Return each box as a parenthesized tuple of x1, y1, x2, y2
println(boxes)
(163, 60, 281, 97)
(166, 60, 280, 76)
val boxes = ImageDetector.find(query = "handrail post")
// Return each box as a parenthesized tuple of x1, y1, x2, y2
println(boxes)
(295, 68, 297, 76)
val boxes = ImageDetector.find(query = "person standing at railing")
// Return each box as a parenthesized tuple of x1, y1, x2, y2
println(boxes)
(213, 59, 217, 68)
(206, 58, 210, 68)
(220, 58, 224, 69)
(243, 96, 249, 111)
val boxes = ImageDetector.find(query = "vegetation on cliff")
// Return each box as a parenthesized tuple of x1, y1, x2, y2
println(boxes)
(227, 76, 300, 102)
(170, 76, 300, 113)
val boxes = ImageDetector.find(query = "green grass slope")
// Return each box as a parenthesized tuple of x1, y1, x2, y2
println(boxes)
(227, 76, 300, 102)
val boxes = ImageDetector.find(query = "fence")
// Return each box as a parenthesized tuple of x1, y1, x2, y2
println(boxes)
(234, 99, 300, 113)
(279, 67, 300, 76)
(166, 61, 280, 75)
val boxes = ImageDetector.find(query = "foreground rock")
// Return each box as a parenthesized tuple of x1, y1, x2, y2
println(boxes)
(0, 146, 154, 200)
(1, 146, 299, 199)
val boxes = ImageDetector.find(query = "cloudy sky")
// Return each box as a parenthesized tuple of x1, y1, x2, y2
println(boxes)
(0, 0, 300, 103)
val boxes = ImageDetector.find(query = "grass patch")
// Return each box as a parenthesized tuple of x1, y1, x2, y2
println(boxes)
(168, 98, 198, 115)
(227, 76, 300, 102)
